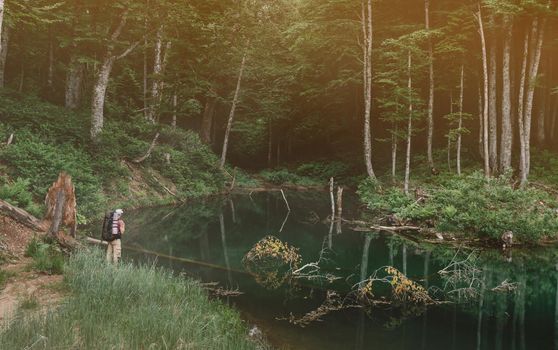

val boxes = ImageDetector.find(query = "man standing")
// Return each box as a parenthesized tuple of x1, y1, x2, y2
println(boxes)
(106, 209, 125, 263)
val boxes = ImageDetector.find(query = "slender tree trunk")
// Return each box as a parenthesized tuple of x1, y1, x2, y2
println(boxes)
(18, 62, 24, 92)
(425, 0, 434, 169)
(0, 26, 8, 88)
(143, 30, 148, 119)
(0, 0, 4, 60)
(500, 15, 513, 172)
(551, 99, 558, 143)
(477, 7, 491, 177)
(65, 56, 84, 109)
(478, 83, 484, 159)
(172, 92, 177, 128)
(457, 65, 464, 176)
(91, 56, 115, 140)
(518, 29, 529, 187)
(220, 49, 248, 169)
(523, 17, 545, 180)
(267, 121, 273, 167)
(361, 0, 376, 179)
(536, 85, 547, 147)
(404, 51, 413, 196)
(200, 97, 216, 144)
(146, 25, 170, 123)
(48, 36, 54, 89)
(391, 124, 398, 181)
(448, 91, 453, 173)
(488, 14, 498, 173)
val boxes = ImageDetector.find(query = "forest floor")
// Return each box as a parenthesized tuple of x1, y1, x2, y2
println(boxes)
(0, 216, 65, 323)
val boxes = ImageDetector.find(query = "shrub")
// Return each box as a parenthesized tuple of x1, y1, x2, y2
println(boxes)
(0, 177, 33, 208)
(260, 168, 321, 186)
(25, 237, 65, 275)
(358, 171, 558, 242)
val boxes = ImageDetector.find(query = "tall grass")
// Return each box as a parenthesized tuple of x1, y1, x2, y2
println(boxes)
(0, 249, 256, 349)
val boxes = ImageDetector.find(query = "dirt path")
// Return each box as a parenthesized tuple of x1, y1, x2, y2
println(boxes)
(0, 216, 65, 323)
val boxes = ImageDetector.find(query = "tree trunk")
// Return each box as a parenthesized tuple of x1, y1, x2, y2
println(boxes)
(48, 36, 54, 89)
(0, 199, 47, 232)
(488, 14, 498, 173)
(478, 84, 484, 159)
(457, 65, 464, 176)
(0, 25, 8, 88)
(536, 85, 547, 147)
(391, 124, 398, 181)
(146, 25, 169, 123)
(518, 29, 529, 187)
(91, 56, 115, 141)
(0, 0, 4, 61)
(425, 0, 434, 169)
(477, 8, 491, 177)
(523, 17, 545, 180)
(200, 97, 216, 144)
(65, 57, 84, 109)
(267, 121, 273, 167)
(500, 15, 513, 172)
(220, 49, 248, 169)
(362, 0, 376, 179)
(404, 51, 413, 196)
(172, 92, 177, 128)
(551, 98, 558, 143)
(89, 10, 138, 142)
(448, 91, 453, 173)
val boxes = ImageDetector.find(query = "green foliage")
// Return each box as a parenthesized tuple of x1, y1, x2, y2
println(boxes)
(260, 168, 321, 187)
(0, 250, 256, 349)
(295, 161, 350, 181)
(0, 92, 225, 220)
(25, 237, 65, 275)
(359, 172, 558, 241)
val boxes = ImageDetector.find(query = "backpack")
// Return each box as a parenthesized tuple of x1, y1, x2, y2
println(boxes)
(101, 211, 114, 241)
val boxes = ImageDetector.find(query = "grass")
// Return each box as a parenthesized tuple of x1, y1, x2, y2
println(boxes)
(0, 269, 15, 290)
(19, 294, 39, 310)
(25, 237, 65, 275)
(0, 249, 257, 349)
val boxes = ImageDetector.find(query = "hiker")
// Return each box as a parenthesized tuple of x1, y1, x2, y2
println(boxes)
(104, 209, 125, 263)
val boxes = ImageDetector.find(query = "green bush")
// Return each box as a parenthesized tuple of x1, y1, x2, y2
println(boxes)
(296, 161, 350, 181)
(25, 237, 65, 275)
(358, 172, 558, 242)
(0, 177, 33, 208)
(260, 168, 321, 186)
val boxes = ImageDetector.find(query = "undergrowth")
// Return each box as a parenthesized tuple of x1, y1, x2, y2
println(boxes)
(358, 171, 558, 242)
(0, 249, 256, 349)
(0, 90, 224, 219)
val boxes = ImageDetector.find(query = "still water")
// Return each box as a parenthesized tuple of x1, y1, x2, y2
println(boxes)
(122, 191, 558, 350)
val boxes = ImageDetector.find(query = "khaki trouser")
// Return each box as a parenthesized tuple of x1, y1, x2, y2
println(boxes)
(106, 239, 122, 263)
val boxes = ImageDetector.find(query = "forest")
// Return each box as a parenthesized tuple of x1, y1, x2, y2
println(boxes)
(1, 1, 558, 349)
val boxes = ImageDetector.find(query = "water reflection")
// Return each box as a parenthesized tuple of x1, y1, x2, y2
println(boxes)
(121, 191, 558, 350)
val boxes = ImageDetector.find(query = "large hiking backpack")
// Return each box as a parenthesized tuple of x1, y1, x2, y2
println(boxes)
(101, 211, 114, 241)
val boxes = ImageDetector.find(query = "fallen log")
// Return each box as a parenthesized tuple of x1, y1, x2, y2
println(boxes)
(370, 225, 421, 232)
(0, 199, 47, 232)
(132, 132, 160, 163)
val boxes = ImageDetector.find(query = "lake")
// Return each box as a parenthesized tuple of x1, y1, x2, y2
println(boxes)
(121, 191, 558, 350)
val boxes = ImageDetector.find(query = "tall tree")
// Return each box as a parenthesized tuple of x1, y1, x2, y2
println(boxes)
(362, 0, 376, 179)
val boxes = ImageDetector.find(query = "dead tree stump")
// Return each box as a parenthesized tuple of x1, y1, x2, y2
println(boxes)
(44, 172, 77, 237)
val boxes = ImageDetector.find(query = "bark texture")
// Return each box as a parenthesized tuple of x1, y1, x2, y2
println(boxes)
(65, 57, 84, 109)
(0, 25, 8, 88)
(425, 0, 434, 169)
(500, 15, 513, 172)
(361, 0, 376, 179)
(44, 172, 77, 237)
(477, 8, 490, 177)
(220, 49, 248, 169)
(200, 97, 217, 144)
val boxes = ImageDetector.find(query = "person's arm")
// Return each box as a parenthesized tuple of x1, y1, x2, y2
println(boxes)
(119, 220, 126, 234)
